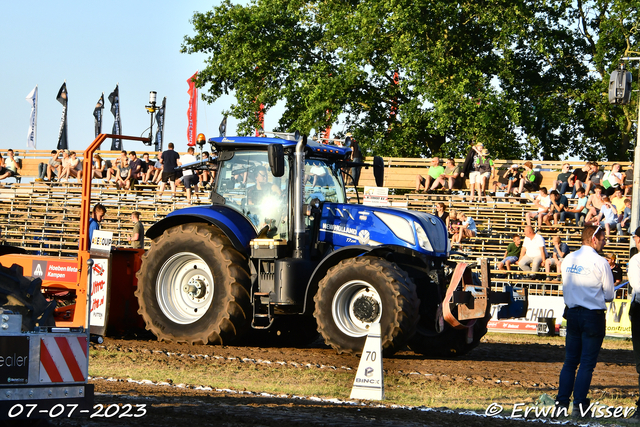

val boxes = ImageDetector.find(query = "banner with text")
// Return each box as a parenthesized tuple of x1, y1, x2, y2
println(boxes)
(26, 85, 37, 149)
(187, 72, 198, 146)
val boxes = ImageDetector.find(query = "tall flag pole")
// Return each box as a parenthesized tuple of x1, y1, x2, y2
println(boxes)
(187, 71, 198, 146)
(26, 85, 38, 150)
(155, 96, 166, 152)
(108, 84, 123, 151)
(56, 81, 68, 150)
(94, 93, 105, 138)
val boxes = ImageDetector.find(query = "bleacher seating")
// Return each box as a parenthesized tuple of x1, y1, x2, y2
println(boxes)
(0, 154, 633, 298)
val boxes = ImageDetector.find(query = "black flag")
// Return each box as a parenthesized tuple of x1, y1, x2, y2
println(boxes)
(154, 97, 166, 152)
(56, 82, 68, 150)
(93, 93, 104, 138)
(108, 85, 122, 151)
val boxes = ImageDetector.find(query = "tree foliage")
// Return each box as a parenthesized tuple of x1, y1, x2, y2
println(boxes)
(182, 0, 638, 161)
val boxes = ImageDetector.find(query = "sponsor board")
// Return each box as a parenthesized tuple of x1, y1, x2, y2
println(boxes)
(488, 295, 632, 338)
(363, 186, 389, 207)
(31, 260, 78, 283)
(89, 258, 110, 330)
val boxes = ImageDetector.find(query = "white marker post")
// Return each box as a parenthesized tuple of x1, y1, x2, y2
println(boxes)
(350, 322, 384, 400)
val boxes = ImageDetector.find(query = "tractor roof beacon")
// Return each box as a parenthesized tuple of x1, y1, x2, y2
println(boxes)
(136, 123, 527, 357)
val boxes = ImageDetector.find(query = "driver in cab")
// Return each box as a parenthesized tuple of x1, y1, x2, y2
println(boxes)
(247, 166, 281, 205)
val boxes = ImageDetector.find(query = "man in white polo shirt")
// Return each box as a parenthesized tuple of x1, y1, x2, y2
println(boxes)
(626, 227, 640, 422)
(556, 225, 613, 418)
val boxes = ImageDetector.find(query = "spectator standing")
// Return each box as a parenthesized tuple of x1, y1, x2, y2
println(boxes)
(430, 158, 459, 193)
(518, 225, 546, 278)
(525, 187, 551, 227)
(159, 143, 181, 193)
(128, 211, 144, 249)
(460, 141, 484, 200)
(451, 212, 477, 244)
(556, 225, 613, 418)
(179, 146, 199, 204)
(88, 203, 107, 242)
(497, 234, 522, 272)
(544, 235, 570, 281)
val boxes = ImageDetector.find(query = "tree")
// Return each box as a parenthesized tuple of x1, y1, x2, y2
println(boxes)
(182, 0, 637, 161)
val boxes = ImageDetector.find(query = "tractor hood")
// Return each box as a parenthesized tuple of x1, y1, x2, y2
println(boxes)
(317, 203, 449, 257)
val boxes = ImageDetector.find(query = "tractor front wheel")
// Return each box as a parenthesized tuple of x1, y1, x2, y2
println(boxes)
(314, 257, 419, 356)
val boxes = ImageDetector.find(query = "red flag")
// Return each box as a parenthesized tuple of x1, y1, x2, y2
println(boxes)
(255, 103, 265, 136)
(187, 72, 198, 146)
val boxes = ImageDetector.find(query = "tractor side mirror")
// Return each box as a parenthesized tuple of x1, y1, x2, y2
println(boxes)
(268, 143, 285, 177)
(373, 156, 384, 187)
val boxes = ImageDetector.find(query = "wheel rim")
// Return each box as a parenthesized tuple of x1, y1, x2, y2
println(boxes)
(156, 252, 214, 325)
(331, 280, 382, 337)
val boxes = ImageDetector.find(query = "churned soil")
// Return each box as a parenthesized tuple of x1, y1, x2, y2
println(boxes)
(48, 334, 638, 427)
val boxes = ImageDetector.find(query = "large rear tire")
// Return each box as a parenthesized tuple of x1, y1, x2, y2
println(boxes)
(135, 224, 251, 345)
(314, 257, 419, 356)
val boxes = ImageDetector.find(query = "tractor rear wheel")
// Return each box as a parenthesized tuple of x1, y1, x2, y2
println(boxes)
(135, 224, 251, 345)
(314, 257, 419, 357)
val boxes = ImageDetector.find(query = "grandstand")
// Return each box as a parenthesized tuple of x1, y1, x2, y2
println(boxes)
(0, 150, 633, 298)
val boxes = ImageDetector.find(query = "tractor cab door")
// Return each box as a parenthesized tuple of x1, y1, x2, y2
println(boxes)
(214, 150, 290, 240)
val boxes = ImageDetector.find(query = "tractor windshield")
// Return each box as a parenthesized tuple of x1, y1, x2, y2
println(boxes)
(215, 151, 290, 240)
(304, 159, 346, 204)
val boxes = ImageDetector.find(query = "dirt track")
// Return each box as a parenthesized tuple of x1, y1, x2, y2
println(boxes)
(45, 335, 639, 426)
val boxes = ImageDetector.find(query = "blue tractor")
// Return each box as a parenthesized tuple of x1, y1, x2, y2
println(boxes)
(135, 126, 527, 357)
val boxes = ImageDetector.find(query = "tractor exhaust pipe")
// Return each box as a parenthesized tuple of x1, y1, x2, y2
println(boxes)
(294, 135, 307, 258)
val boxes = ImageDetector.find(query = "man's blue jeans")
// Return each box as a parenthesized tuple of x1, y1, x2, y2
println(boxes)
(556, 307, 606, 408)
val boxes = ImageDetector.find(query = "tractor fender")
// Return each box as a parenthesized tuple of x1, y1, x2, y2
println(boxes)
(302, 245, 402, 314)
(145, 206, 257, 255)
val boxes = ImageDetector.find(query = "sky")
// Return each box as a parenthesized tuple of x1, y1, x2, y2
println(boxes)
(0, 0, 281, 155)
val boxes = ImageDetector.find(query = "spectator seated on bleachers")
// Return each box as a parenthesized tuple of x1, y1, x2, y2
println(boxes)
(602, 162, 624, 196)
(415, 157, 444, 193)
(551, 163, 574, 195)
(595, 196, 619, 237)
(429, 158, 460, 193)
(525, 187, 550, 227)
(617, 198, 631, 236)
(516, 161, 539, 194)
(561, 187, 588, 226)
(544, 190, 568, 228)
(517, 226, 546, 279)
(492, 164, 520, 195)
(544, 235, 570, 281)
(497, 234, 522, 272)
(451, 212, 477, 244)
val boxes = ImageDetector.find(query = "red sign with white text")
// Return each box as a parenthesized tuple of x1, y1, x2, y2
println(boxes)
(44, 261, 78, 283)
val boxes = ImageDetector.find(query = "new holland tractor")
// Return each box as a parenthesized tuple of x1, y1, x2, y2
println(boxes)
(135, 126, 527, 357)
